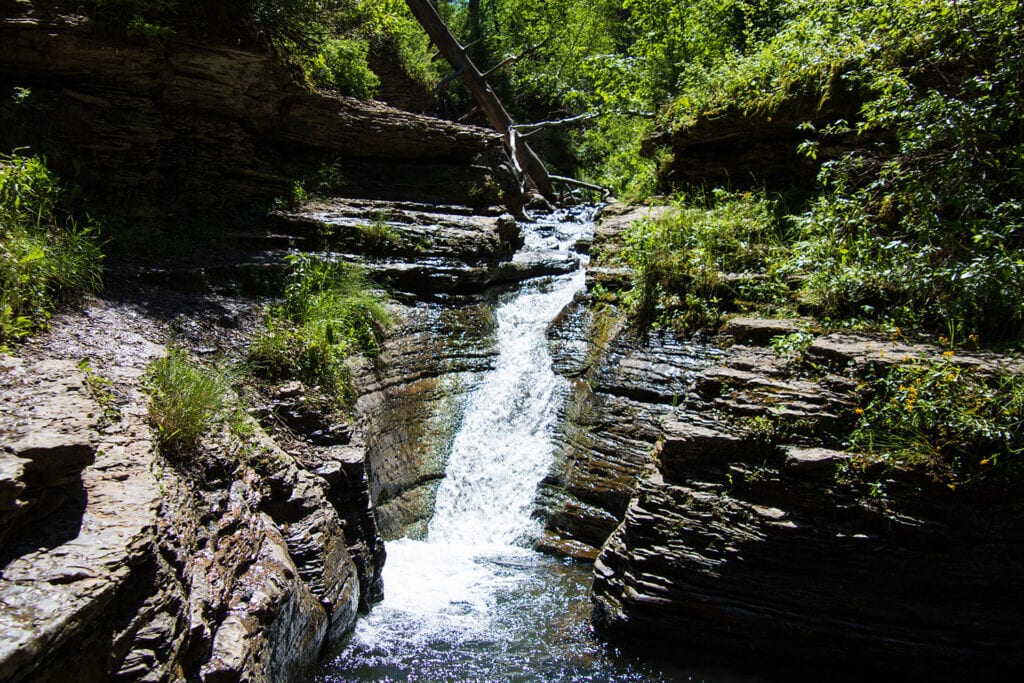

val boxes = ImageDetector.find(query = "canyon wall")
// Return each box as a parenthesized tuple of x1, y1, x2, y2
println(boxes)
(0, 3, 515, 218)
(540, 205, 1024, 681)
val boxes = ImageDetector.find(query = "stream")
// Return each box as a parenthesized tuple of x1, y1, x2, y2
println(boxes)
(313, 210, 758, 683)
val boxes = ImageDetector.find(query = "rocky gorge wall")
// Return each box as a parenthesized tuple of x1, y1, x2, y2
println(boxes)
(0, 1, 516, 218)
(539, 205, 1024, 680)
(269, 198, 580, 540)
(0, 1, 535, 675)
(0, 190, 579, 680)
(0, 300, 380, 682)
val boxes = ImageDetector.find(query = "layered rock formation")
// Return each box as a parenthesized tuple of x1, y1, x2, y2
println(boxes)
(270, 198, 580, 539)
(0, 300, 381, 682)
(0, 2, 563, 679)
(0, 191, 582, 679)
(542, 206, 1024, 680)
(0, 2, 516, 216)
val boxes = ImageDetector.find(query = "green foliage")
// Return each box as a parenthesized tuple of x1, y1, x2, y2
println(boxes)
(610, 0, 1024, 343)
(355, 215, 403, 252)
(626, 0, 791, 110)
(786, 0, 1024, 341)
(265, 0, 441, 97)
(78, 358, 122, 426)
(83, 1, 439, 97)
(769, 330, 816, 361)
(617, 191, 790, 332)
(305, 36, 380, 97)
(361, 0, 441, 88)
(247, 253, 391, 403)
(573, 115, 662, 199)
(850, 357, 1024, 486)
(0, 152, 102, 343)
(145, 348, 231, 456)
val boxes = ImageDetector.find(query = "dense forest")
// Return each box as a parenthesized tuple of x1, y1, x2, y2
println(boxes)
(3, 0, 1023, 479)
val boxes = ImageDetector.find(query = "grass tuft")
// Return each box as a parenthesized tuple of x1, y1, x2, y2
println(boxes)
(247, 253, 391, 404)
(145, 349, 232, 456)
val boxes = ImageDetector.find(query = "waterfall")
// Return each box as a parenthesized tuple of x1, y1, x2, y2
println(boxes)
(319, 208, 638, 682)
(428, 268, 584, 546)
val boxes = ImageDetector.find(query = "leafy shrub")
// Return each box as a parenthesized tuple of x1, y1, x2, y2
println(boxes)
(647, 0, 1024, 343)
(787, 0, 1024, 341)
(0, 152, 102, 343)
(305, 36, 380, 97)
(573, 115, 662, 200)
(247, 253, 391, 403)
(145, 348, 230, 456)
(850, 357, 1024, 486)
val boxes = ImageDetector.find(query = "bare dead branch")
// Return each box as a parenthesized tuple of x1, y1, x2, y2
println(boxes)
(510, 113, 598, 135)
(549, 174, 611, 197)
(482, 40, 549, 78)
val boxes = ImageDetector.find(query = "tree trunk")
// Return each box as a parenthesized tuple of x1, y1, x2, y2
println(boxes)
(404, 0, 556, 200)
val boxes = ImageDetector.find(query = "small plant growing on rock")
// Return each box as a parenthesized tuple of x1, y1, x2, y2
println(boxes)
(78, 358, 122, 426)
(145, 348, 231, 456)
(356, 214, 403, 253)
(0, 152, 102, 344)
(619, 190, 790, 334)
(849, 357, 1024, 487)
(247, 253, 391, 404)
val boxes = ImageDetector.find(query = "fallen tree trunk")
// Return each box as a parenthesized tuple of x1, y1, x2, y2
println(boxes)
(404, 0, 556, 201)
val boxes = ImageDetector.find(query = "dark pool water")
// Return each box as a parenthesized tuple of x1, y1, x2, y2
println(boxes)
(313, 540, 764, 683)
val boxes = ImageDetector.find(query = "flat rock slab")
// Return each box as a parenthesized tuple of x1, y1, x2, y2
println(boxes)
(0, 311, 165, 683)
(724, 316, 808, 346)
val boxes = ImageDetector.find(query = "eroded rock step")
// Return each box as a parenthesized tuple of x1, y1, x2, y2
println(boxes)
(128, 199, 580, 298)
(0, 301, 384, 682)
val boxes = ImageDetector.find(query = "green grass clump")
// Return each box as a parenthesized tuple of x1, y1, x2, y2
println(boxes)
(247, 253, 391, 403)
(617, 190, 791, 332)
(145, 349, 234, 456)
(0, 152, 102, 344)
(850, 357, 1024, 487)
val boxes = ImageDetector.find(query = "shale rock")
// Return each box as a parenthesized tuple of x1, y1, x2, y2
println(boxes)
(0, 300, 384, 682)
(354, 297, 498, 539)
(541, 204, 1024, 678)
(0, 5, 515, 216)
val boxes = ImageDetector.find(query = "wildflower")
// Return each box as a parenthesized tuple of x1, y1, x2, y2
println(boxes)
(855, 407, 865, 415)
(942, 350, 955, 359)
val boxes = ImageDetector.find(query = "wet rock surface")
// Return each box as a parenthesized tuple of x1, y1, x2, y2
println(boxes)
(0, 187, 591, 680)
(542, 206, 1024, 679)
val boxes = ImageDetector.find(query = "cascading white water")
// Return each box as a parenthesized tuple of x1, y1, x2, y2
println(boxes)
(428, 268, 583, 546)
(317, 208, 719, 682)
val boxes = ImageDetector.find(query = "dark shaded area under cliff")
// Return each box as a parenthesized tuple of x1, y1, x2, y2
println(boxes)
(0, 2, 517, 223)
